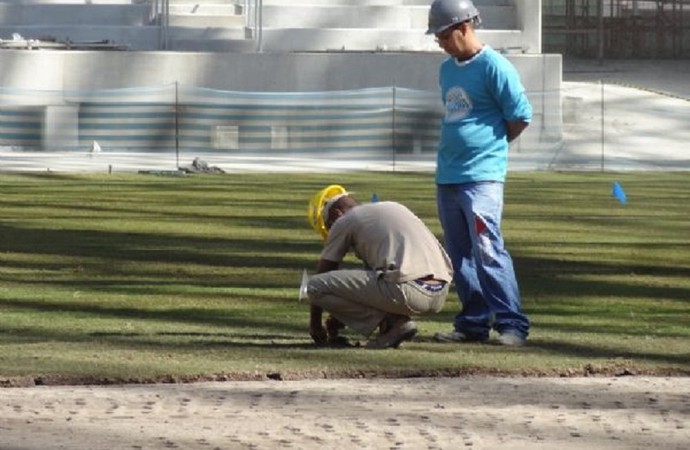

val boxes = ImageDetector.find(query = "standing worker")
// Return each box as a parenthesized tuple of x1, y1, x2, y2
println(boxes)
(427, 0, 531, 346)
(305, 186, 454, 349)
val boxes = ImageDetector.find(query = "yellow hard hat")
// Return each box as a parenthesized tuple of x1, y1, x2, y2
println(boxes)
(307, 184, 348, 240)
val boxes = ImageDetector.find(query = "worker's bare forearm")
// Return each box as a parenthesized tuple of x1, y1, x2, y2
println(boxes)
(507, 120, 529, 142)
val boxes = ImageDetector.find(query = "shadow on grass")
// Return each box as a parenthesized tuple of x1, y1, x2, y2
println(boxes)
(2, 172, 690, 379)
(0, 296, 305, 332)
(0, 223, 318, 272)
(527, 338, 690, 368)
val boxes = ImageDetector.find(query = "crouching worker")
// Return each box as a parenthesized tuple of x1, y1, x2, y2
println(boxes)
(305, 185, 454, 349)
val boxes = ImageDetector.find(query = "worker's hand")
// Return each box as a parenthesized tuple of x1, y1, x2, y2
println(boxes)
(309, 324, 328, 346)
(326, 316, 345, 339)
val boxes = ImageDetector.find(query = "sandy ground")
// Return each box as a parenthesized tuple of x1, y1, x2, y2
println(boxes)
(1, 376, 689, 450)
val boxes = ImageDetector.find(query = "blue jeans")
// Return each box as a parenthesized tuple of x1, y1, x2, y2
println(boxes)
(437, 182, 529, 339)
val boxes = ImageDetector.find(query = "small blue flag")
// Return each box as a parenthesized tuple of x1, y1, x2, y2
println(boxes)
(612, 181, 627, 204)
(371, 193, 379, 203)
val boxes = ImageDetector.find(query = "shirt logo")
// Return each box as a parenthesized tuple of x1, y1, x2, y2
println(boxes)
(444, 86, 472, 122)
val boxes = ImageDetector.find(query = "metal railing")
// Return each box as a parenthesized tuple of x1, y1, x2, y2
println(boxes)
(3, 81, 689, 172)
(151, 0, 261, 51)
(244, 0, 263, 52)
(150, 0, 170, 50)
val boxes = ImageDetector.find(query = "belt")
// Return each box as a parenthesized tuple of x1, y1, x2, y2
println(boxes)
(416, 275, 445, 285)
(412, 278, 447, 292)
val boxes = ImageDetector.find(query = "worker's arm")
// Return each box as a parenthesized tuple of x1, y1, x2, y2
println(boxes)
(506, 120, 529, 143)
(309, 259, 340, 345)
(317, 259, 340, 274)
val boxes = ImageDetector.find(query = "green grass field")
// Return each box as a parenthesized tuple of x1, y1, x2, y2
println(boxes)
(0, 171, 688, 385)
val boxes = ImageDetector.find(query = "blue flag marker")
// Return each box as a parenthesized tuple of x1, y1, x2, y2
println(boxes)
(612, 181, 627, 204)
(371, 193, 379, 203)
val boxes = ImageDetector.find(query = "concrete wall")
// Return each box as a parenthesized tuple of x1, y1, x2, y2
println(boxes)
(0, 50, 560, 93)
(0, 0, 560, 156)
(0, 50, 562, 156)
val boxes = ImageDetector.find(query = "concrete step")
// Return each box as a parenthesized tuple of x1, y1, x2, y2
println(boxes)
(0, 4, 151, 26)
(169, 37, 255, 52)
(168, 4, 242, 15)
(167, 25, 247, 40)
(262, 0, 449, 6)
(262, 0, 514, 5)
(258, 28, 526, 53)
(167, 13, 244, 28)
(0, 24, 248, 49)
(261, 4, 515, 30)
(167, 0, 241, 5)
(0, 4, 247, 30)
(0, 25, 160, 49)
(0, 0, 239, 5)
(0, 0, 529, 53)
(0, 0, 145, 4)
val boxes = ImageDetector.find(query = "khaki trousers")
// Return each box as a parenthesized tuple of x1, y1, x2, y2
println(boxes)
(307, 269, 449, 336)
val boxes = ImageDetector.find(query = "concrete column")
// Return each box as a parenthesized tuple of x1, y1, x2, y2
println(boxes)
(42, 105, 78, 150)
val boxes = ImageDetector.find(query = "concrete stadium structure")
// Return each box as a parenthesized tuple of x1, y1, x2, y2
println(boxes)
(0, 0, 562, 170)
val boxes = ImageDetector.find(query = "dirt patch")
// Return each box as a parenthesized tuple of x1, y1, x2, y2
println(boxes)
(2, 363, 688, 388)
(1, 376, 688, 450)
